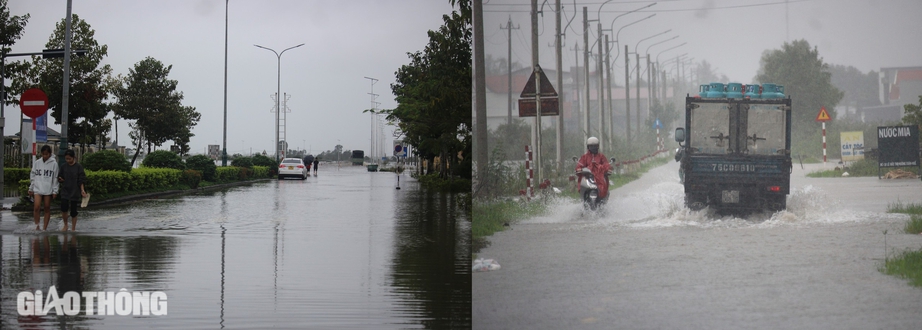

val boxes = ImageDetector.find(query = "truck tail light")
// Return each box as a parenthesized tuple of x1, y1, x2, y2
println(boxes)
(767, 186, 781, 192)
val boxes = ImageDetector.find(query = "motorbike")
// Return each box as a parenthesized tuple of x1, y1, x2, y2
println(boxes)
(574, 157, 615, 211)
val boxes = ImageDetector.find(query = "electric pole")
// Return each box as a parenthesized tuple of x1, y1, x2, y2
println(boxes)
(500, 16, 519, 126)
(531, 0, 543, 183)
(624, 45, 631, 142)
(555, 0, 563, 174)
(474, 0, 487, 186)
(597, 22, 605, 154)
(582, 7, 589, 143)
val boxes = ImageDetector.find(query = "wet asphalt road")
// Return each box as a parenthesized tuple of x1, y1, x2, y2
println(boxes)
(473, 160, 922, 329)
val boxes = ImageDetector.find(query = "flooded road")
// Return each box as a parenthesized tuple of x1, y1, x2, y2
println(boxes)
(473, 160, 922, 329)
(0, 165, 470, 329)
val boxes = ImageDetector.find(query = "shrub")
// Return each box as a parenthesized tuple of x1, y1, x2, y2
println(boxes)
(129, 168, 182, 190)
(215, 167, 240, 182)
(84, 170, 132, 195)
(142, 150, 185, 170)
(185, 155, 217, 181)
(252, 154, 276, 167)
(4, 168, 30, 184)
(238, 167, 250, 180)
(181, 169, 202, 189)
(231, 156, 253, 168)
(251, 166, 269, 178)
(83, 150, 131, 172)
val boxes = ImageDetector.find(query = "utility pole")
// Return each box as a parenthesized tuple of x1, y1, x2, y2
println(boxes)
(597, 22, 605, 154)
(582, 7, 589, 143)
(474, 0, 487, 186)
(571, 42, 580, 138)
(646, 54, 652, 115)
(531, 0, 543, 183)
(635, 52, 641, 139)
(59, 0, 73, 164)
(604, 34, 613, 149)
(222, 0, 228, 166)
(555, 0, 563, 174)
(624, 45, 631, 142)
(500, 16, 519, 126)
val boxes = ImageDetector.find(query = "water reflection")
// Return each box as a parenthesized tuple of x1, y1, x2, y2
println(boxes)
(390, 187, 472, 329)
(2, 234, 177, 328)
(1, 168, 470, 329)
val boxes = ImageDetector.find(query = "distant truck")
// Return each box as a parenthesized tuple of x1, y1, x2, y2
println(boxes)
(674, 82, 792, 213)
(351, 150, 365, 166)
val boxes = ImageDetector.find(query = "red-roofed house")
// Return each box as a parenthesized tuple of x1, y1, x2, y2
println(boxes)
(862, 66, 922, 123)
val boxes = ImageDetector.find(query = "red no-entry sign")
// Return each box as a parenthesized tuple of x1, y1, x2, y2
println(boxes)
(20, 88, 49, 119)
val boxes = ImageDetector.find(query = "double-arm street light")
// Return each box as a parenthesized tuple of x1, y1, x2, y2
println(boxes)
(254, 43, 304, 163)
(644, 35, 679, 105)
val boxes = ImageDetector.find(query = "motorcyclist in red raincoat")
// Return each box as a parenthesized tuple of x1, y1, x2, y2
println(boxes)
(575, 137, 612, 199)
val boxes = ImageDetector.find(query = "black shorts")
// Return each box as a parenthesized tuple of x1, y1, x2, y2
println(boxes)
(60, 199, 79, 217)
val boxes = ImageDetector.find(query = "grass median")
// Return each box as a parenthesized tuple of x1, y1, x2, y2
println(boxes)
(881, 201, 922, 287)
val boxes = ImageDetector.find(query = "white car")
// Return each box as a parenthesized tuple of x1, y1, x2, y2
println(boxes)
(278, 158, 308, 180)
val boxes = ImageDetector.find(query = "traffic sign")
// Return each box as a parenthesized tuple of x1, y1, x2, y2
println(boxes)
(815, 106, 831, 122)
(519, 67, 558, 98)
(653, 118, 663, 129)
(20, 88, 49, 119)
(517, 98, 559, 117)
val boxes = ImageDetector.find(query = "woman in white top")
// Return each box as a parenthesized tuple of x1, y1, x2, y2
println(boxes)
(29, 145, 59, 230)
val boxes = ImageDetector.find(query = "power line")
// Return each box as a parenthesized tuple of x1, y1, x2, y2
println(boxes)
(485, 0, 809, 13)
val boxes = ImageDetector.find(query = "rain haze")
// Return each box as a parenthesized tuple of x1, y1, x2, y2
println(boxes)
(6, 0, 454, 158)
(482, 0, 922, 86)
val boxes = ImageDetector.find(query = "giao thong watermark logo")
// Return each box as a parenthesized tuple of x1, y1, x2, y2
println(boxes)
(17, 286, 167, 316)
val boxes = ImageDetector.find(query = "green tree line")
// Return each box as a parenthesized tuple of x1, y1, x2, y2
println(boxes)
(0, 1, 199, 162)
(381, 0, 471, 180)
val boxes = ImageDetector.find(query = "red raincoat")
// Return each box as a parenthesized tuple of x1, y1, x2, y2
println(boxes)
(576, 152, 612, 198)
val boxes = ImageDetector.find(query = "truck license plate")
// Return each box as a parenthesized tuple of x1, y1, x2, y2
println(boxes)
(722, 190, 739, 203)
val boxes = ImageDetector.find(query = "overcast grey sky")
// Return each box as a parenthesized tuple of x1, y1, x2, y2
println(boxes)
(8, 0, 454, 157)
(482, 0, 922, 87)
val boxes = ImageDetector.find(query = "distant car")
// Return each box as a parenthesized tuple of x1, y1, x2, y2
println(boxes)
(278, 158, 308, 180)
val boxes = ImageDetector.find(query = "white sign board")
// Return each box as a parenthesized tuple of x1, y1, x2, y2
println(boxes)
(840, 131, 864, 162)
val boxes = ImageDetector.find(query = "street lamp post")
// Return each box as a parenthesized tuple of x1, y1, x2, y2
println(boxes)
(254, 43, 304, 163)
(644, 35, 678, 107)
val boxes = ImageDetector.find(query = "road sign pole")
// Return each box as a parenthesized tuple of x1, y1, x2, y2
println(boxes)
(822, 122, 826, 167)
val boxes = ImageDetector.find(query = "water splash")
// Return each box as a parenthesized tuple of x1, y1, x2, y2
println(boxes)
(533, 182, 905, 230)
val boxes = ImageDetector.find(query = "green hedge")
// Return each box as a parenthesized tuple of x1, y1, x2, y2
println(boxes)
(129, 168, 181, 190)
(252, 166, 269, 179)
(4, 168, 30, 184)
(215, 167, 240, 182)
(17, 165, 267, 205)
(85, 170, 132, 195)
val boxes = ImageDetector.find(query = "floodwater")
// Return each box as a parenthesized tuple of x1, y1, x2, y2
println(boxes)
(474, 160, 922, 329)
(0, 165, 470, 329)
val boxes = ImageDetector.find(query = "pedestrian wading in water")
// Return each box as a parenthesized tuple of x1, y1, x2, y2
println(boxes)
(58, 149, 88, 231)
(29, 145, 58, 231)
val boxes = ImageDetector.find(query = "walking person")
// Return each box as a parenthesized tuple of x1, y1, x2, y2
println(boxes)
(58, 149, 87, 232)
(28, 145, 58, 231)
(313, 158, 319, 176)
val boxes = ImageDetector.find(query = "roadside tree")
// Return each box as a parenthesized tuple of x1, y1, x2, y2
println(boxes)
(384, 0, 471, 179)
(0, 0, 30, 107)
(903, 95, 922, 144)
(113, 57, 200, 165)
(14, 14, 114, 150)
(755, 39, 843, 139)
